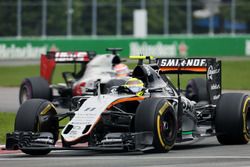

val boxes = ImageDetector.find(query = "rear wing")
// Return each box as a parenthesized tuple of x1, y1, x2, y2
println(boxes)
(42, 51, 90, 63)
(40, 51, 93, 83)
(157, 58, 221, 104)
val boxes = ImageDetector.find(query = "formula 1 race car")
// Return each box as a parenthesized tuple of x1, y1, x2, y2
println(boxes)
(19, 48, 129, 108)
(6, 56, 250, 155)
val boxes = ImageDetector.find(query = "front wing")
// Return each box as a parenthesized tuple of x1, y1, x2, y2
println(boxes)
(6, 131, 154, 152)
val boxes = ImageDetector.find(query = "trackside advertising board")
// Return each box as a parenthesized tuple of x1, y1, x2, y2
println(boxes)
(0, 35, 250, 59)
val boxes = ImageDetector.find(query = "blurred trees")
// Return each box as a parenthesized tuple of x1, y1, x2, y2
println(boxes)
(0, 0, 249, 36)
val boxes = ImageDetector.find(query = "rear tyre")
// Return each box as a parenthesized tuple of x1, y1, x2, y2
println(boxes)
(185, 78, 208, 102)
(215, 93, 250, 145)
(135, 98, 177, 153)
(19, 77, 51, 105)
(15, 99, 59, 155)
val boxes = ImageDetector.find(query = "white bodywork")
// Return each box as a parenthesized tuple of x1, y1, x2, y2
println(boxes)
(61, 94, 134, 142)
(73, 54, 117, 93)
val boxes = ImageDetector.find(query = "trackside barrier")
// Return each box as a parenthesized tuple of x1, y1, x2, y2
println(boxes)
(1, 35, 250, 59)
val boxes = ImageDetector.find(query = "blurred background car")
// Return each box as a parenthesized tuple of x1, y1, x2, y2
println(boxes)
(19, 48, 130, 108)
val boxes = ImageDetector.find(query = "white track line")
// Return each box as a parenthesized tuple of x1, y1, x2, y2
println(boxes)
(1, 155, 250, 161)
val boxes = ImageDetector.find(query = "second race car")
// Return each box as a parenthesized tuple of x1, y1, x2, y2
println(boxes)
(19, 48, 130, 108)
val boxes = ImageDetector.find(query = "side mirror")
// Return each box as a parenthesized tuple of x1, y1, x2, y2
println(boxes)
(70, 96, 87, 111)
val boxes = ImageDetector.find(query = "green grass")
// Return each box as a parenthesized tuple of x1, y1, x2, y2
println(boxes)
(0, 112, 16, 144)
(222, 61, 250, 90)
(0, 66, 40, 87)
(0, 112, 70, 144)
(1, 60, 250, 89)
(0, 64, 79, 87)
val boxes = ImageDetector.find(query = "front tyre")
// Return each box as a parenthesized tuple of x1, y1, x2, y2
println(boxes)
(215, 93, 250, 145)
(135, 98, 177, 153)
(15, 99, 59, 155)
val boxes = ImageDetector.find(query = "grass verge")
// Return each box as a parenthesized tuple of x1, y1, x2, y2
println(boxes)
(0, 60, 250, 89)
(0, 112, 16, 144)
(0, 64, 77, 87)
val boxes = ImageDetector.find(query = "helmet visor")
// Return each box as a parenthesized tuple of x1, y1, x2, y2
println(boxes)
(128, 86, 143, 93)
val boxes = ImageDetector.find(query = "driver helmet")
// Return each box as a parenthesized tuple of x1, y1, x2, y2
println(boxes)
(124, 78, 144, 95)
(114, 63, 129, 77)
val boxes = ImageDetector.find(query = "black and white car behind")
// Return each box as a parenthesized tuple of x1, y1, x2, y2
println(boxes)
(19, 48, 129, 108)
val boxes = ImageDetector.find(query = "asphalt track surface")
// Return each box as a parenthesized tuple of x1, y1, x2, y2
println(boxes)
(0, 87, 19, 112)
(1, 137, 250, 167)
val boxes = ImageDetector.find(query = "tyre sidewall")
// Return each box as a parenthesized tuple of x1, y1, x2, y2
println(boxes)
(19, 79, 33, 104)
(215, 93, 250, 144)
(135, 98, 177, 152)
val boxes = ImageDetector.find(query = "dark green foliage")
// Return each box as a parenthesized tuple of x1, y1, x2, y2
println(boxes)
(0, 0, 249, 36)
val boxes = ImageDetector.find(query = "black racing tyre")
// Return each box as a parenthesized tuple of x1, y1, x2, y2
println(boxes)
(185, 78, 208, 102)
(15, 99, 59, 155)
(135, 98, 177, 153)
(103, 79, 126, 94)
(215, 93, 250, 145)
(19, 77, 51, 105)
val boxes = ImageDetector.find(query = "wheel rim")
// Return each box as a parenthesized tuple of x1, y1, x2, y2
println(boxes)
(20, 86, 30, 104)
(246, 106, 250, 135)
(160, 111, 176, 142)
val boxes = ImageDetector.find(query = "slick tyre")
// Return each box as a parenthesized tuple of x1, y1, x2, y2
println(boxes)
(135, 98, 177, 153)
(185, 78, 208, 102)
(215, 93, 250, 145)
(15, 99, 59, 155)
(19, 77, 51, 105)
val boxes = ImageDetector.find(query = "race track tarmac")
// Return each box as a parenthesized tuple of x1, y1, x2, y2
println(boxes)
(1, 137, 250, 167)
(0, 87, 19, 112)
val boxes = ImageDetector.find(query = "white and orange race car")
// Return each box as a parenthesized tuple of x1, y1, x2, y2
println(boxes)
(6, 57, 250, 155)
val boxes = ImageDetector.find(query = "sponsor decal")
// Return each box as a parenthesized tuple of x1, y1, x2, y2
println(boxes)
(178, 42, 188, 56)
(144, 65, 151, 76)
(213, 94, 220, 100)
(165, 87, 175, 96)
(211, 84, 221, 90)
(54, 52, 88, 62)
(50, 44, 58, 52)
(129, 41, 189, 57)
(129, 42, 177, 57)
(159, 58, 207, 67)
(34, 138, 54, 144)
(207, 65, 220, 80)
(0, 43, 47, 59)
